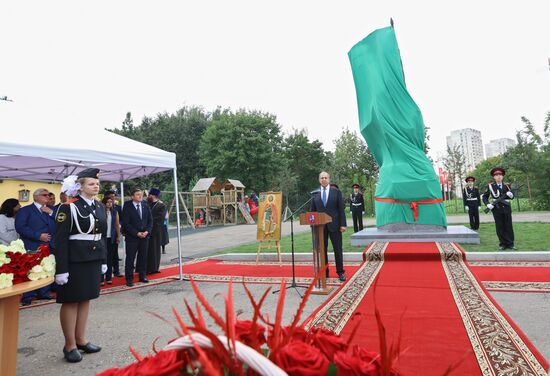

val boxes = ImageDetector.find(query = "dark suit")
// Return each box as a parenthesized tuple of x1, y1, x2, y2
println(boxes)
(15, 203, 56, 251)
(463, 186, 481, 230)
(311, 186, 347, 276)
(482, 183, 515, 248)
(15, 202, 56, 301)
(121, 200, 153, 281)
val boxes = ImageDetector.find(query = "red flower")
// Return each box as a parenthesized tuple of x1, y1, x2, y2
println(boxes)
(334, 351, 377, 376)
(273, 341, 329, 376)
(309, 327, 348, 361)
(234, 320, 267, 347)
(96, 350, 183, 376)
(352, 345, 381, 369)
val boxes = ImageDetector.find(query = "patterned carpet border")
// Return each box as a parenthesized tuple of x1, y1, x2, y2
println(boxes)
(303, 242, 387, 334)
(483, 281, 550, 293)
(438, 242, 547, 375)
(469, 261, 550, 267)
(182, 274, 345, 286)
(219, 260, 363, 266)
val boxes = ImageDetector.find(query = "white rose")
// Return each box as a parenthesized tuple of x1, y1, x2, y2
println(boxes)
(0, 273, 14, 289)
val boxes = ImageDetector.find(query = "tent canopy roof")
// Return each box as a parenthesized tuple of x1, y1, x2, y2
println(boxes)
(0, 107, 176, 182)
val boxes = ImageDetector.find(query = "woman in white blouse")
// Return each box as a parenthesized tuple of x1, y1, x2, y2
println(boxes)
(0, 198, 21, 245)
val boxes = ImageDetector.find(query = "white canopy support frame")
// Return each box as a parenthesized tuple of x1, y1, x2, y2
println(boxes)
(0, 111, 185, 280)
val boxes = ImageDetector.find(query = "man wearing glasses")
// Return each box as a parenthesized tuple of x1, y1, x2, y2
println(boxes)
(15, 188, 57, 304)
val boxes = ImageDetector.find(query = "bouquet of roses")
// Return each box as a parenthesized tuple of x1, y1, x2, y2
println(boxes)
(98, 270, 403, 376)
(0, 240, 55, 289)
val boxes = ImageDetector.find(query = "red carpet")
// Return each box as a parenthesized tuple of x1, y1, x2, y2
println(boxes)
(469, 261, 550, 292)
(305, 242, 549, 375)
(20, 259, 362, 309)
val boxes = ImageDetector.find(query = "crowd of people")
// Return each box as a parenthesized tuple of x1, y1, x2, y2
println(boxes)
(0, 169, 170, 362)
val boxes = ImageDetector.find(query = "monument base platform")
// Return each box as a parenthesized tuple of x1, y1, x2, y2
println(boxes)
(350, 225, 480, 245)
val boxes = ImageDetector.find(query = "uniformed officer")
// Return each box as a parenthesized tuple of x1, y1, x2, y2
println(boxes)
(350, 183, 365, 233)
(54, 168, 107, 362)
(462, 176, 481, 230)
(482, 167, 516, 250)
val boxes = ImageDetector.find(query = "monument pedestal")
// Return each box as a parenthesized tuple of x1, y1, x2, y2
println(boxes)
(351, 224, 480, 246)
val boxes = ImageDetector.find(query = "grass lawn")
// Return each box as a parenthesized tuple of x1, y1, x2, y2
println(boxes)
(459, 222, 550, 252)
(217, 222, 550, 254)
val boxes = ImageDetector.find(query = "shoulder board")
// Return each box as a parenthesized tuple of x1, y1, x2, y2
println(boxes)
(64, 198, 79, 204)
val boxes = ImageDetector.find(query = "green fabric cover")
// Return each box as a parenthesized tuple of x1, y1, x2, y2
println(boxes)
(348, 26, 447, 228)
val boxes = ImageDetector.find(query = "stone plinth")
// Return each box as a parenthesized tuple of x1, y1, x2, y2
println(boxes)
(350, 225, 480, 246)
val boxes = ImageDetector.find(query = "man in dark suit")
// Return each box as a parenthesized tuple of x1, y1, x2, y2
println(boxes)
(15, 188, 56, 304)
(121, 188, 153, 286)
(482, 167, 516, 250)
(311, 171, 348, 281)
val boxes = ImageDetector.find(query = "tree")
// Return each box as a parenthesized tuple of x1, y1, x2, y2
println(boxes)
(199, 110, 283, 192)
(277, 129, 330, 209)
(109, 105, 211, 191)
(442, 145, 466, 205)
(332, 128, 378, 199)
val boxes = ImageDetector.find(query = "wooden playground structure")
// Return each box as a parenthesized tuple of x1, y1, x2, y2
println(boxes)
(190, 177, 251, 226)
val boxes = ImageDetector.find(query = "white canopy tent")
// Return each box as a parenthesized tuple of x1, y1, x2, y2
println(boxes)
(0, 107, 185, 279)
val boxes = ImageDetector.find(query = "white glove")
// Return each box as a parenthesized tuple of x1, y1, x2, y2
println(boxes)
(101, 264, 108, 274)
(464, 206, 469, 211)
(506, 191, 513, 198)
(55, 273, 69, 285)
(478, 206, 481, 211)
(487, 204, 494, 210)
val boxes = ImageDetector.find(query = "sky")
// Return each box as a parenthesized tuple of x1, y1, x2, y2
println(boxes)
(1, 1, 549, 164)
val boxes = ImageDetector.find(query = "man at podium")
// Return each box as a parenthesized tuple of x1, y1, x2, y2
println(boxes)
(310, 171, 347, 281)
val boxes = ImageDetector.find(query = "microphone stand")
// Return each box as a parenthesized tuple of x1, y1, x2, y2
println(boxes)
(273, 195, 315, 297)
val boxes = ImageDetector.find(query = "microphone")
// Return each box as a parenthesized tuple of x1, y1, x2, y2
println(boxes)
(310, 188, 320, 195)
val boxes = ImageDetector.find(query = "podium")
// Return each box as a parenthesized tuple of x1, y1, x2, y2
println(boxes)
(300, 212, 333, 295)
(0, 277, 54, 376)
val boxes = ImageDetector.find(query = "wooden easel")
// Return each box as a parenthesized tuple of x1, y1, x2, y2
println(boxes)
(256, 238, 281, 264)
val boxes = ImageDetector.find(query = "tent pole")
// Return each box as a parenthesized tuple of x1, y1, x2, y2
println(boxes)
(119, 180, 125, 250)
(173, 168, 183, 280)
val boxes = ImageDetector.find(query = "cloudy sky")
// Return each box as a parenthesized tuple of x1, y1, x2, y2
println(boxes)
(1, 1, 549, 163)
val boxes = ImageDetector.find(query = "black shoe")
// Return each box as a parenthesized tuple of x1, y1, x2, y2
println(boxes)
(114, 274, 123, 278)
(139, 278, 149, 283)
(21, 299, 32, 306)
(77, 342, 101, 353)
(338, 273, 346, 282)
(38, 294, 55, 300)
(126, 281, 134, 287)
(63, 347, 82, 363)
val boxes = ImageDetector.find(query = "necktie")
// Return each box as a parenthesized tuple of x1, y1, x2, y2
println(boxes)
(137, 203, 142, 219)
(91, 202, 96, 211)
(322, 188, 327, 207)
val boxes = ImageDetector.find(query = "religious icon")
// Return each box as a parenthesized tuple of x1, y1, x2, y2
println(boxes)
(256, 192, 282, 241)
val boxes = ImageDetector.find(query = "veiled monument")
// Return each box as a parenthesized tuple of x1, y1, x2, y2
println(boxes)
(348, 24, 479, 244)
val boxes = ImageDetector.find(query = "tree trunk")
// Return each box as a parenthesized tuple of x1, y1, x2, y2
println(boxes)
(526, 175, 532, 206)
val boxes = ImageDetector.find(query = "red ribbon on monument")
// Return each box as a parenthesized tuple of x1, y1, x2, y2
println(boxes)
(374, 197, 444, 222)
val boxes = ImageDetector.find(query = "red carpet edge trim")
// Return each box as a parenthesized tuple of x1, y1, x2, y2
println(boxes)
(438, 242, 548, 375)
(483, 281, 550, 293)
(303, 242, 387, 334)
